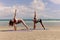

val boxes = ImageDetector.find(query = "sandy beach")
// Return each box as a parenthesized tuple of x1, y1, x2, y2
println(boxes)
(0, 26, 59, 40)
(0, 0, 60, 40)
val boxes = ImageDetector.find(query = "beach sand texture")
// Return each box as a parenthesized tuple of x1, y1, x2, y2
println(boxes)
(0, 26, 60, 40)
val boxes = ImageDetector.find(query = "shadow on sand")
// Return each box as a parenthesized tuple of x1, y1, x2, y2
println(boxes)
(0, 28, 48, 32)
(0, 29, 32, 32)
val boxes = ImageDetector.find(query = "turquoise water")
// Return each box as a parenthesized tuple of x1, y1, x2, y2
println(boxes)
(0, 19, 60, 28)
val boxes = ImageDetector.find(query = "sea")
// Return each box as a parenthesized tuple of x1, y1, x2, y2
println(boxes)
(0, 19, 60, 29)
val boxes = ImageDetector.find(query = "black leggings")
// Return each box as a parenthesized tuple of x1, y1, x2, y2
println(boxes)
(36, 19, 42, 23)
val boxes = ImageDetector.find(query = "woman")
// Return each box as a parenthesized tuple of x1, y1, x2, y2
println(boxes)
(9, 9, 28, 31)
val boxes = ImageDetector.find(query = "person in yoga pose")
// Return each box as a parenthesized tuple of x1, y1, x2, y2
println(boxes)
(9, 9, 28, 31)
(33, 11, 45, 30)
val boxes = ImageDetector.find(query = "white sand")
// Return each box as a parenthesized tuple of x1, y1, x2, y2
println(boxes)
(0, 26, 60, 40)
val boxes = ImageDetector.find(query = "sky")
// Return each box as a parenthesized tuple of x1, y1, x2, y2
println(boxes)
(0, 0, 60, 19)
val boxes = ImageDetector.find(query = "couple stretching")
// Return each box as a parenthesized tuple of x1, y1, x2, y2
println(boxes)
(9, 9, 45, 31)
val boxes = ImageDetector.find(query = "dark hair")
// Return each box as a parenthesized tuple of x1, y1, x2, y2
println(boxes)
(9, 20, 14, 26)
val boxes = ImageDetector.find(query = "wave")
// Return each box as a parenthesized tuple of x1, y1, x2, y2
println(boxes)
(43, 21, 60, 22)
(0, 19, 60, 22)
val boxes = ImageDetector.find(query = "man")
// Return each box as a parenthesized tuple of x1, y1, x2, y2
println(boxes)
(33, 11, 45, 30)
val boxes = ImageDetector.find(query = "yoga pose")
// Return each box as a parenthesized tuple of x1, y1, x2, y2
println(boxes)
(33, 11, 45, 30)
(9, 9, 28, 31)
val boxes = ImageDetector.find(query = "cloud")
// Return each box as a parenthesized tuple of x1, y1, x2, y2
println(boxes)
(1, 0, 60, 19)
(0, 0, 46, 19)
(49, 0, 60, 4)
(0, 4, 33, 19)
(31, 0, 45, 11)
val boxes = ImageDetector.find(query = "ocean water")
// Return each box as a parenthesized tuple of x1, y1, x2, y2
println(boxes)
(0, 19, 60, 29)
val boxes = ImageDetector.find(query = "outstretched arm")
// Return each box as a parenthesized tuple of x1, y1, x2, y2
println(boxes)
(13, 9, 17, 31)
(13, 23, 17, 31)
(33, 11, 37, 29)
(13, 9, 17, 23)
(14, 9, 17, 19)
